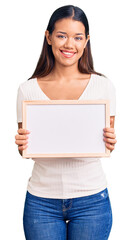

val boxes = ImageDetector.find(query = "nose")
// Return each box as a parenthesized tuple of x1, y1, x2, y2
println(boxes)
(63, 37, 74, 49)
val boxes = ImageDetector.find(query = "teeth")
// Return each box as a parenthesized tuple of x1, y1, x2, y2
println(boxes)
(62, 51, 74, 55)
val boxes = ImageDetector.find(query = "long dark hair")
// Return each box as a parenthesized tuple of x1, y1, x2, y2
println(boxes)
(28, 5, 105, 80)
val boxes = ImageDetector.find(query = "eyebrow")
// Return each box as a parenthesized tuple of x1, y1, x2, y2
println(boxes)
(56, 31, 84, 35)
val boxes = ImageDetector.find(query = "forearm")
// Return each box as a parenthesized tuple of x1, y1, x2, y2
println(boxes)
(18, 149, 22, 156)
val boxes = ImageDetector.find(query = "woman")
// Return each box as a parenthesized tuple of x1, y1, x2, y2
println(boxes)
(15, 5, 117, 240)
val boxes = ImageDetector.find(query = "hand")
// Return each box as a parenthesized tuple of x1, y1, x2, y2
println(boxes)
(103, 118, 117, 152)
(15, 128, 30, 151)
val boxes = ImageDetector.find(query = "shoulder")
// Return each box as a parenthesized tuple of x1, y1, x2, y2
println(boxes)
(17, 78, 37, 100)
(19, 78, 36, 90)
(92, 74, 116, 89)
(92, 73, 107, 82)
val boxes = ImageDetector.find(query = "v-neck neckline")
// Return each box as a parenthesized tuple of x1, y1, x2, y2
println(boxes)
(35, 74, 93, 100)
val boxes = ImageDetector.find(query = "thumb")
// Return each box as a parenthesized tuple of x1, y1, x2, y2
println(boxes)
(110, 117, 114, 127)
(110, 117, 113, 123)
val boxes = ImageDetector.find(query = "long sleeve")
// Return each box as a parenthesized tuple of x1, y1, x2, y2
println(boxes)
(107, 79, 116, 116)
(16, 85, 24, 123)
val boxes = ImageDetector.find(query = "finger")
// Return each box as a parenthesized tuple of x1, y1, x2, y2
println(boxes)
(105, 143, 115, 150)
(18, 144, 28, 151)
(103, 132, 116, 139)
(103, 137, 117, 144)
(15, 139, 28, 145)
(15, 134, 29, 140)
(110, 117, 114, 123)
(103, 128, 115, 133)
(17, 128, 30, 135)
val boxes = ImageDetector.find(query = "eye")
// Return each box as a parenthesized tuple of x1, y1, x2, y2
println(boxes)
(75, 37, 83, 40)
(57, 35, 66, 39)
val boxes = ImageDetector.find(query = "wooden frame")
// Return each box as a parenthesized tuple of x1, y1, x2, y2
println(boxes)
(22, 100, 110, 158)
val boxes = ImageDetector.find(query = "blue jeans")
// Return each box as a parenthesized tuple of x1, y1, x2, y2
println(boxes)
(23, 188, 112, 240)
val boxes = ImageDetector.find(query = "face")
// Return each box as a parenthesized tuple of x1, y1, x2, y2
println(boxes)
(45, 18, 90, 67)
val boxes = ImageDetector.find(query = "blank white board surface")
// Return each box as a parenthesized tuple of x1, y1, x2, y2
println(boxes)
(22, 100, 110, 158)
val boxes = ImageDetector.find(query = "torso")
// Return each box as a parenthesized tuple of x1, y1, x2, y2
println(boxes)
(37, 73, 91, 100)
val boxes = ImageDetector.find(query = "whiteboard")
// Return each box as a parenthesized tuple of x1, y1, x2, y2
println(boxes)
(22, 100, 110, 158)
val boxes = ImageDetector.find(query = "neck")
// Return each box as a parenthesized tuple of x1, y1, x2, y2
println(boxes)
(50, 61, 81, 82)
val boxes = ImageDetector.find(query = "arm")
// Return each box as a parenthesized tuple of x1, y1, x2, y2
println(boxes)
(103, 116, 117, 153)
(18, 122, 22, 156)
(15, 122, 30, 157)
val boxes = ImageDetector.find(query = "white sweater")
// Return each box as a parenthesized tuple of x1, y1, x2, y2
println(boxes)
(16, 74, 116, 199)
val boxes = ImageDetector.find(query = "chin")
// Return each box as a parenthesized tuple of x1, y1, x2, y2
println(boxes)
(56, 58, 78, 67)
(61, 61, 77, 67)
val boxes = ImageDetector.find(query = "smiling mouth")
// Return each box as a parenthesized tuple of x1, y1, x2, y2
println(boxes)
(60, 50, 76, 58)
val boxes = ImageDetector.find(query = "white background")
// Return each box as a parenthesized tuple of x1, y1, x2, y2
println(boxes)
(0, 0, 132, 239)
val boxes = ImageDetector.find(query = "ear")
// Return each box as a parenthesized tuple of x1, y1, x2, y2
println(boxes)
(45, 30, 52, 45)
(84, 35, 90, 48)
